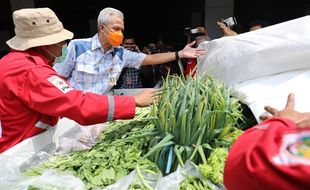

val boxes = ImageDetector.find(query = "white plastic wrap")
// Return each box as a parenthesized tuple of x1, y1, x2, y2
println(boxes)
(103, 168, 162, 190)
(197, 16, 310, 122)
(197, 15, 310, 86)
(232, 69, 310, 121)
(103, 161, 222, 190)
(57, 123, 107, 153)
(1, 118, 77, 168)
(0, 155, 85, 190)
(1, 118, 107, 168)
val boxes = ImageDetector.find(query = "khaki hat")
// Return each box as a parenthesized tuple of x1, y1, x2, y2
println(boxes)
(6, 7, 73, 51)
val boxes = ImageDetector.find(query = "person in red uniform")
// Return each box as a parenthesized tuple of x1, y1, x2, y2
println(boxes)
(0, 8, 157, 153)
(184, 32, 210, 78)
(224, 93, 310, 190)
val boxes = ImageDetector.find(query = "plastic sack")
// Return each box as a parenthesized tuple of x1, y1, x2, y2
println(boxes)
(103, 166, 162, 190)
(0, 155, 86, 190)
(103, 161, 223, 190)
(153, 160, 198, 190)
(155, 161, 223, 190)
(197, 15, 310, 86)
(57, 123, 108, 153)
(1, 118, 78, 169)
(232, 69, 310, 122)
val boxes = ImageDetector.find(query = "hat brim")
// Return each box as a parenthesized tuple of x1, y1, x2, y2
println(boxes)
(6, 29, 73, 51)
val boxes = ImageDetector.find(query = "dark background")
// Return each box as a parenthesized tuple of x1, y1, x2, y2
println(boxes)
(235, 0, 310, 31)
(34, 0, 206, 49)
(1, 0, 310, 55)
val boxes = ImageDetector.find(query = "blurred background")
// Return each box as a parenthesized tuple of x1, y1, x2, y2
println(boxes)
(1, 0, 310, 57)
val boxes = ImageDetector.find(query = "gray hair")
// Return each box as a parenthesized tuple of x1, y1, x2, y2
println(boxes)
(97, 7, 124, 29)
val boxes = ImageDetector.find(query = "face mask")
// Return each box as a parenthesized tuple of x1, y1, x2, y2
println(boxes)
(55, 43, 68, 63)
(103, 25, 123, 46)
(46, 43, 67, 65)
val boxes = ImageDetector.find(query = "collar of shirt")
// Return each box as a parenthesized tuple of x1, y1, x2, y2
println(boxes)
(91, 34, 114, 56)
(20, 49, 52, 66)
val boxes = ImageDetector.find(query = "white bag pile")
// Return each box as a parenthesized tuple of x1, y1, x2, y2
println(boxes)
(197, 16, 310, 121)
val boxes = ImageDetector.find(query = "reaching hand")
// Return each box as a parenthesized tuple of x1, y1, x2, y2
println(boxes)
(134, 88, 159, 107)
(217, 21, 238, 37)
(179, 41, 207, 59)
(259, 93, 310, 128)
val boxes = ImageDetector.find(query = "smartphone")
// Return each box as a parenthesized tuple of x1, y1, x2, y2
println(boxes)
(223, 17, 237, 28)
(190, 28, 198, 34)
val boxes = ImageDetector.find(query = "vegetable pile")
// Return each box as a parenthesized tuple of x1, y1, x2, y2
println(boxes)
(145, 75, 244, 174)
(23, 74, 247, 189)
(25, 108, 159, 189)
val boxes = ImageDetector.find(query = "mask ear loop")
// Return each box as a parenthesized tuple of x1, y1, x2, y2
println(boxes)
(100, 24, 110, 40)
(101, 24, 112, 33)
(45, 42, 65, 63)
(45, 47, 58, 60)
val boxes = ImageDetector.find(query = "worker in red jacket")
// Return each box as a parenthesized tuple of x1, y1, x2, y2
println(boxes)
(0, 8, 157, 153)
(224, 93, 310, 190)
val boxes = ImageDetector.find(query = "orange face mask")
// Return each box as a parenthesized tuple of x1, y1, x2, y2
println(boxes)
(103, 25, 124, 46)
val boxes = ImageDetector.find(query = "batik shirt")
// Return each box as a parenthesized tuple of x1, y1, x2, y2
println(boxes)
(53, 34, 146, 94)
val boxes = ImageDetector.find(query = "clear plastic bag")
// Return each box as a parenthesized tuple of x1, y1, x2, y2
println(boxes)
(57, 123, 107, 153)
(155, 161, 224, 190)
(0, 155, 86, 190)
(103, 166, 162, 190)
(103, 161, 224, 190)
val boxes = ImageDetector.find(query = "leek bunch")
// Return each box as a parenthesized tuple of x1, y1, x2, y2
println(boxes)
(145, 75, 243, 174)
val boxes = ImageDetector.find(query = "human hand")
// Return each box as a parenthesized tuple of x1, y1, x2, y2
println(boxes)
(259, 93, 310, 128)
(179, 41, 207, 59)
(134, 88, 159, 107)
(217, 21, 238, 36)
(142, 46, 151, 54)
(134, 45, 141, 53)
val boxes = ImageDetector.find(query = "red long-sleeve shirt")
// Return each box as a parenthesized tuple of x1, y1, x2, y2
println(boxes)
(224, 118, 310, 190)
(0, 50, 136, 153)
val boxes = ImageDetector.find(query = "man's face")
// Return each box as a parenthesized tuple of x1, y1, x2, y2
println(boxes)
(100, 15, 124, 38)
(123, 38, 136, 51)
(42, 41, 66, 63)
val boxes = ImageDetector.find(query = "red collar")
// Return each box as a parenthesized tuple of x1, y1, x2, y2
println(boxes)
(11, 49, 53, 66)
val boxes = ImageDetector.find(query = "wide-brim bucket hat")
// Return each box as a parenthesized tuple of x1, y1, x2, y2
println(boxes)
(6, 7, 73, 51)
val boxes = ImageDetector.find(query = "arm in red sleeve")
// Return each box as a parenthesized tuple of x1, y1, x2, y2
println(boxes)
(224, 117, 310, 190)
(19, 66, 136, 125)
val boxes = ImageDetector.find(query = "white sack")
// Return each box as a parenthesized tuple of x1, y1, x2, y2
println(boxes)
(197, 16, 310, 122)
(1, 118, 77, 168)
(197, 15, 310, 86)
(232, 69, 310, 121)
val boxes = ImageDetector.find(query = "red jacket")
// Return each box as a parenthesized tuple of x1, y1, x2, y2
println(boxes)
(224, 118, 310, 190)
(0, 50, 136, 153)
